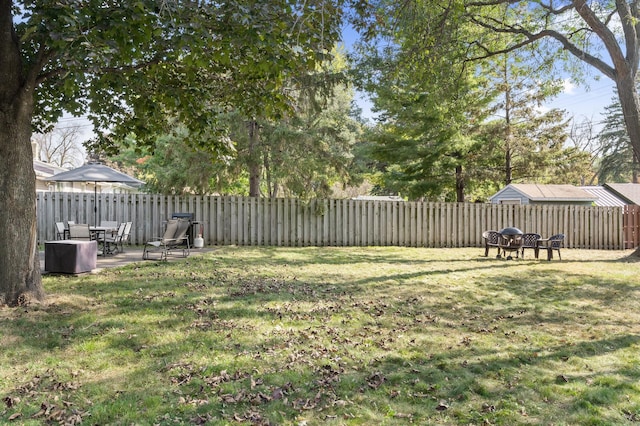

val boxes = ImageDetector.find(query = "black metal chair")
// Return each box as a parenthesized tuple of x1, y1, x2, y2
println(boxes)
(520, 233, 541, 258)
(482, 230, 501, 257)
(538, 234, 565, 260)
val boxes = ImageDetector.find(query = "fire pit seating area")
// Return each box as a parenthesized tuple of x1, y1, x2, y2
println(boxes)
(142, 218, 191, 261)
(482, 228, 564, 261)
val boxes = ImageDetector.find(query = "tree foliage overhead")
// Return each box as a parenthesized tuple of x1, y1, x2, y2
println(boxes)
(350, 0, 496, 201)
(457, 0, 640, 170)
(114, 50, 362, 198)
(15, 0, 345, 152)
(232, 51, 362, 199)
(1, 0, 349, 305)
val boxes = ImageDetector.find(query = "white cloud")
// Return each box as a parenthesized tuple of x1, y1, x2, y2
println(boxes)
(562, 79, 576, 95)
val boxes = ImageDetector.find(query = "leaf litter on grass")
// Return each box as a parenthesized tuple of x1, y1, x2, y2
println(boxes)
(2, 247, 640, 424)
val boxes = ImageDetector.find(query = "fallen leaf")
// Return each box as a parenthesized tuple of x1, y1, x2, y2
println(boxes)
(394, 412, 412, 419)
(482, 403, 496, 412)
(272, 387, 284, 400)
(436, 401, 449, 411)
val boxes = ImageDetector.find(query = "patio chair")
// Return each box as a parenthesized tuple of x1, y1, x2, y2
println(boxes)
(482, 230, 501, 257)
(520, 233, 541, 258)
(538, 234, 565, 261)
(55, 222, 66, 240)
(142, 218, 191, 261)
(104, 222, 126, 255)
(100, 220, 118, 229)
(119, 222, 133, 253)
(68, 224, 93, 240)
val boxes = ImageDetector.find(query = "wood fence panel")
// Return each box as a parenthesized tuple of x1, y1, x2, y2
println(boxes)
(624, 205, 640, 248)
(36, 194, 638, 249)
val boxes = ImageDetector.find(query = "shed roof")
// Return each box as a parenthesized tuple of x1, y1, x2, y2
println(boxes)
(490, 184, 597, 202)
(352, 195, 404, 202)
(579, 186, 628, 207)
(603, 183, 640, 205)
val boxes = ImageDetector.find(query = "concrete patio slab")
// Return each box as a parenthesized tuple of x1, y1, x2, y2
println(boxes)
(40, 246, 218, 274)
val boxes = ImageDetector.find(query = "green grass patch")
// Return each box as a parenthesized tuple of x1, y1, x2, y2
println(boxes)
(2, 246, 640, 424)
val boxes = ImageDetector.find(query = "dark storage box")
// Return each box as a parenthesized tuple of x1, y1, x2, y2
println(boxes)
(45, 240, 97, 274)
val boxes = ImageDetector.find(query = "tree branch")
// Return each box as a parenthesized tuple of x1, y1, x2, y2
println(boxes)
(572, 0, 626, 74)
(616, 0, 639, 75)
(470, 13, 617, 80)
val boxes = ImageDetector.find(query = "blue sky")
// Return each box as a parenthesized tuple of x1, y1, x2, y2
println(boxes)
(545, 78, 616, 129)
(341, 23, 619, 129)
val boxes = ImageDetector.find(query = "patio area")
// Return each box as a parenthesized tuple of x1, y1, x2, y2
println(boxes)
(40, 246, 218, 274)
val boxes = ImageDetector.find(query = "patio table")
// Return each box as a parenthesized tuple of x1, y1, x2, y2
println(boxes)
(90, 226, 118, 256)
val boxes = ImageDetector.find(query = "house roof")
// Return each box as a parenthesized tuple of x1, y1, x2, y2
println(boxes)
(352, 195, 404, 202)
(579, 186, 629, 207)
(603, 183, 640, 205)
(490, 184, 597, 202)
(33, 160, 67, 178)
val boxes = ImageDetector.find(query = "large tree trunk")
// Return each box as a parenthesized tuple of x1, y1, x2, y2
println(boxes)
(455, 164, 464, 202)
(0, 98, 42, 306)
(0, 0, 44, 306)
(616, 75, 640, 165)
(247, 120, 261, 197)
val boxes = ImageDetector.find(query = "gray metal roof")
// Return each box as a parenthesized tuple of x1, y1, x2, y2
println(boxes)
(491, 184, 597, 202)
(579, 186, 628, 207)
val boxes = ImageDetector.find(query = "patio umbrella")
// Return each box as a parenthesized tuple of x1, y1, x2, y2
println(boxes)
(47, 162, 144, 227)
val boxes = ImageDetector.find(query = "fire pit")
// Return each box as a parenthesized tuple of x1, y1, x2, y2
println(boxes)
(498, 227, 523, 260)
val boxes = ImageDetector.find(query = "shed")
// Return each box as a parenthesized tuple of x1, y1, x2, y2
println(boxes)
(489, 184, 597, 205)
(352, 195, 404, 202)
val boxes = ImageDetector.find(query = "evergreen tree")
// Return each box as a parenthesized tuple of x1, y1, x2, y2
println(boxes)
(598, 96, 640, 183)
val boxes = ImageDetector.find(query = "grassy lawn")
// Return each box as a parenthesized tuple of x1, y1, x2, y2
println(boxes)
(2, 246, 640, 425)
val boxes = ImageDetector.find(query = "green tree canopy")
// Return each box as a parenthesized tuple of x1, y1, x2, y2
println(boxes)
(1, 0, 348, 305)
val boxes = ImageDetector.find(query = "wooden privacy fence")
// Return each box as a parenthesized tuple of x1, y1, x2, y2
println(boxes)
(36, 193, 632, 250)
(624, 205, 640, 248)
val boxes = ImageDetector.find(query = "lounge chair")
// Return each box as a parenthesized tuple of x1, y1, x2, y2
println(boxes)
(142, 218, 191, 261)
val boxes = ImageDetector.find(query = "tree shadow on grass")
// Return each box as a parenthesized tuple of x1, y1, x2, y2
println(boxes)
(5, 249, 640, 424)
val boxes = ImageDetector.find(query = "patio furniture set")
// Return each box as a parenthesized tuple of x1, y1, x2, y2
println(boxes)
(45, 221, 133, 273)
(482, 228, 564, 261)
